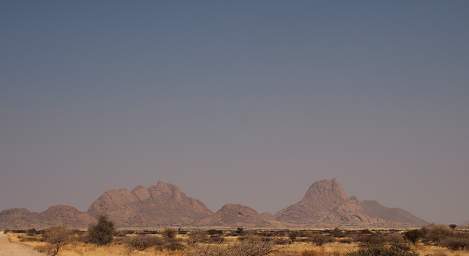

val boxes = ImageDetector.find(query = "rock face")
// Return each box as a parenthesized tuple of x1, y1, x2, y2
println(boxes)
(361, 200, 428, 226)
(0, 205, 95, 229)
(196, 204, 277, 227)
(275, 179, 377, 227)
(275, 179, 426, 227)
(87, 181, 212, 227)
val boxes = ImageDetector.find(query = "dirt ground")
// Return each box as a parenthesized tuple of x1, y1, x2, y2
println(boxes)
(0, 232, 44, 256)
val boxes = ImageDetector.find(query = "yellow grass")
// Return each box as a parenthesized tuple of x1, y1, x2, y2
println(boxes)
(8, 233, 469, 256)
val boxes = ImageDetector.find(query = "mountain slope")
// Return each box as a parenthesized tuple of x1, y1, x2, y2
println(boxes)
(275, 179, 377, 227)
(87, 181, 212, 227)
(0, 205, 95, 229)
(361, 200, 428, 226)
(196, 204, 280, 227)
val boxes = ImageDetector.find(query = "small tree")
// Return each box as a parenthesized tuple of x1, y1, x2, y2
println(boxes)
(43, 226, 71, 256)
(88, 215, 115, 245)
(449, 224, 458, 230)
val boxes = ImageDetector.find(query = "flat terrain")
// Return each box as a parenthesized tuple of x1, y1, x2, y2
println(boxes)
(0, 232, 44, 256)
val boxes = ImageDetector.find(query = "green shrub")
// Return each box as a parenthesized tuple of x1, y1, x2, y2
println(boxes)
(87, 215, 115, 245)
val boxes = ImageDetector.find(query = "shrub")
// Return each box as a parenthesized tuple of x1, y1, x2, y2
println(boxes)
(289, 231, 300, 242)
(403, 230, 424, 244)
(88, 215, 115, 245)
(422, 225, 453, 243)
(207, 229, 223, 236)
(331, 228, 346, 238)
(209, 234, 225, 243)
(42, 227, 72, 256)
(356, 233, 386, 246)
(127, 235, 164, 251)
(441, 237, 469, 250)
(188, 230, 209, 245)
(162, 228, 177, 239)
(26, 228, 39, 236)
(236, 227, 246, 236)
(309, 234, 335, 246)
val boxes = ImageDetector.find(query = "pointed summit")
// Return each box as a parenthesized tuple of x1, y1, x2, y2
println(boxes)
(303, 179, 348, 205)
(275, 179, 375, 227)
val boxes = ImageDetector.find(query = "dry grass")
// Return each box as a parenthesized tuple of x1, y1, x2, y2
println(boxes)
(7, 233, 469, 256)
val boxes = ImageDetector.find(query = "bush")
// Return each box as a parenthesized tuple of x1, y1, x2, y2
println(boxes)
(42, 227, 72, 256)
(188, 230, 209, 245)
(162, 228, 177, 239)
(422, 225, 453, 243)
(88, 215, 115, 245)
(209, 234, 225, 243)
(403, 230, 424, 244)
(309, 234, 335, 246)
(356, 233, 386, 246)
(289, 231, 300, 242)
(127, 235, 164, 251)
(441, 237, 469, 250)
(26, 228, 40, 236)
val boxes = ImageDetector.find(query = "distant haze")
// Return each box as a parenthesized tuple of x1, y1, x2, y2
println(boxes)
(1, 1, 468, 224)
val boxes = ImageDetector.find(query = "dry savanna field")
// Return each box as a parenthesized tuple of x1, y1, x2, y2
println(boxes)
(4, 222, 469, 256)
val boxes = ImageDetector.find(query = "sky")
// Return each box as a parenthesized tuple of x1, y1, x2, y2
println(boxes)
(1, 1, 468, 224)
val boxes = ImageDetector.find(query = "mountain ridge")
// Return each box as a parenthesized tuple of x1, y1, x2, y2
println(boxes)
(0, 179, 427, 229)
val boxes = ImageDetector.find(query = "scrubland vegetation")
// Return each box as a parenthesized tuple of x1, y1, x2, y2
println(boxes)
(5, 220, 469, 256)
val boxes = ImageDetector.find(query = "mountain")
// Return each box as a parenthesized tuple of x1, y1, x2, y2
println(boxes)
(0, 205, 95, 230)
(196, 204, 281, 227)
(361, 200, 428, 226)
(275, 179, 377, 227)
(87, 181, 212, 227)
(0, 179, 427, 229)
(275, 179, 426, 227)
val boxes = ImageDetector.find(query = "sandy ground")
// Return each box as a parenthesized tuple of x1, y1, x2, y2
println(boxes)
(0, 232, 44, 256)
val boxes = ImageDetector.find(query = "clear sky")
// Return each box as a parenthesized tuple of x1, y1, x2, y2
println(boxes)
(1, 1, 468, 224)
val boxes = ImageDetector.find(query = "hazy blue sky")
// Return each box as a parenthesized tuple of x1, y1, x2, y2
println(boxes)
(1, 1, 468, 224)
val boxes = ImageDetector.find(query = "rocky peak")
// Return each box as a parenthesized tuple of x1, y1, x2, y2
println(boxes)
(148, 180, 184, 200)
(132, 185, 151, 201)
(302, 179, 348, 208)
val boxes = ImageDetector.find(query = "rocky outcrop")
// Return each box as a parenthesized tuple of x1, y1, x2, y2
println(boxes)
(87, 181, 212, 227)
(0, 205, 95, 230)
(275, 179, 427, 228)
(275, 179, 377, 227)
(196, 204, 279, 227)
